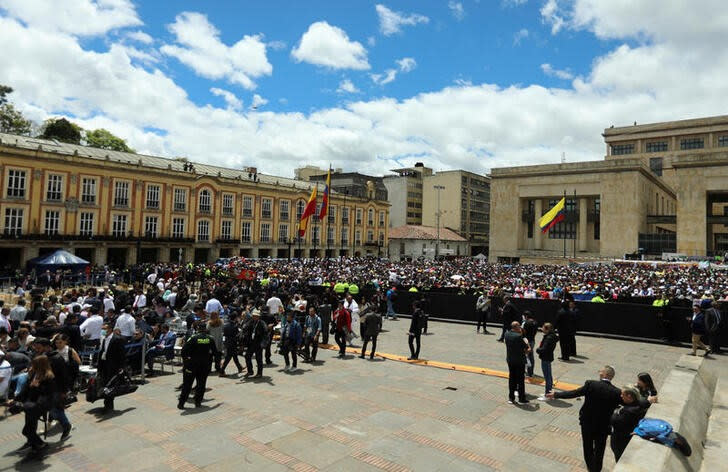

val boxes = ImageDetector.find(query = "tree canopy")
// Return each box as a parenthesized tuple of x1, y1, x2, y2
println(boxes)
(0, 85, 32, 135)
(85, 128, 134, 152)
(41, 117, 83, 144)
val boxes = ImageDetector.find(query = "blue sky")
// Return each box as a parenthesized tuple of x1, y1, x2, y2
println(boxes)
(102, 1, 616, 113)
(1, 1, 726, 177)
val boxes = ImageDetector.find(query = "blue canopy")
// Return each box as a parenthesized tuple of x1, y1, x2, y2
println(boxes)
(26, 249, 90, 272)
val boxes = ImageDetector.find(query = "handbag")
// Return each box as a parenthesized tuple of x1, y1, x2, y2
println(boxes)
(102, 369, 138, 398)
(329, 324, 336, 335)
(86, 376, 98, 403)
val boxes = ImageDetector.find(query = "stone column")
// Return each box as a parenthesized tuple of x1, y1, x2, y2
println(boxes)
(579, 197, 588, 252)
(534, 199, 543, 250)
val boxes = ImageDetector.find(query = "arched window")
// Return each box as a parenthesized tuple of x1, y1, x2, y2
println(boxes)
(199, 189, 212, 213)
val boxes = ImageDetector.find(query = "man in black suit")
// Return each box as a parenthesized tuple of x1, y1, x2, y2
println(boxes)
(498, 295, 520, 342)
(504, 321, 530, 403)
(547, 365, 621, 472)
(98, 325, 127, 412)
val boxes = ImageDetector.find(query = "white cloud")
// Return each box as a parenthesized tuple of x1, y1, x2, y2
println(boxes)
(375, 4, 429, 36)
(0, 0, 141, 36)
(541, 63, 574, 80)
(126, 30, 153, 44)
(160, 12, 272, 90)
(513, 28, 529, 45)
(291, 21, 369, 70)
(3, 2, 728, 179)
(337, 79, 360, 94)
(267, 40, 287, 51)
(503, 0, 528, 6)
(210, 87, 242, 110)
(541, 0, 565, 34)
(251, 94, 268, 109)
(448, 1, 466, 21)
(371, 69, 397, 85)
(371, 57, 417, 86)
(367, 36, 376, 47)
(396, 57, 417, 73)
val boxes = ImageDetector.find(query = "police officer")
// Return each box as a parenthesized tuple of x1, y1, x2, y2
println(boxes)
(178, 322, 218, 409)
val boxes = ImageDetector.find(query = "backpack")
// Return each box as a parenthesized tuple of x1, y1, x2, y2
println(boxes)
(633, 418, 674, 446)
(632, 418, 692, 456)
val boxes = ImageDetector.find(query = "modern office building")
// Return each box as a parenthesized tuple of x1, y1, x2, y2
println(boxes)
(489, 115, 728, 263)
(421, 170, 490, 256)
(0, 133, 389, 268)
(382, 163, 433, 228)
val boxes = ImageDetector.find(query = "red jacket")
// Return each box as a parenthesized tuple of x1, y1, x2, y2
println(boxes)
(333, 308, 351, 332)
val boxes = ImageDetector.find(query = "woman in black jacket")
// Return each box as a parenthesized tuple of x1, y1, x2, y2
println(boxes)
(19, 355, 58, 451)
(610, 386, 646, 462)
(536, 322, 558, 400)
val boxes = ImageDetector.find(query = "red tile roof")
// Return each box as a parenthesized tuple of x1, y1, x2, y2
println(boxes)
(388, 225, 467, 242)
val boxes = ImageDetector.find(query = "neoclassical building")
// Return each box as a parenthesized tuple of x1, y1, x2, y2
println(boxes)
(489, 115, 728, 263)
(0, 132, 389, 267)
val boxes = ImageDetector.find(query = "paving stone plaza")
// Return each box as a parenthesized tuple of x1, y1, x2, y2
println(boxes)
(1, 319, 713, 472)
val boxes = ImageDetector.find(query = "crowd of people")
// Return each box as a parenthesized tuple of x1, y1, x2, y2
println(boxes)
(9, 256, 728, 304)
(0, 256, 721, 468)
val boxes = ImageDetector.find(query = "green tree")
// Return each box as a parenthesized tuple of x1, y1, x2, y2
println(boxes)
(0, 84, 33, 135)
(0, 85, 13, 105)
(41, 117, 82, 144)
(0, 103, 33, 135)
(85, 128, 134, 152)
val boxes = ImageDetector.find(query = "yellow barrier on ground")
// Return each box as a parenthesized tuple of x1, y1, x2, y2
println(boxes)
(318, 343, 580, 391)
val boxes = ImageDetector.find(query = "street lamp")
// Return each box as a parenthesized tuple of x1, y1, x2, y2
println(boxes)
(434, 185, 445, 259)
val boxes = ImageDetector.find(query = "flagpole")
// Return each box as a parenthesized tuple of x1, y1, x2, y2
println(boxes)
(573, 188, 577, 259)
(563, 189, 567, 259)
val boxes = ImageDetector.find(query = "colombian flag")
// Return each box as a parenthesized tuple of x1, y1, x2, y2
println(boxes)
(539, 197, 566, 233)
(298, 186, 318, 237)
(318, 167, 331, 220)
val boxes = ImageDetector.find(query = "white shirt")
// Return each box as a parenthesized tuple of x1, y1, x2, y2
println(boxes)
(266, 296, 283, 315)
(344, 299, 360, 326)
(156, 281, 165, 292)
(133, 294, 147, 309)
(103, 297, 115, 313)
(80, 314, 104, 340)
(9, 306, 27, 322)
(0, 360, 11, 399)
(147, 273, 157, 285)
(205, 298, 223, 315)
(114, 312, 136, 337)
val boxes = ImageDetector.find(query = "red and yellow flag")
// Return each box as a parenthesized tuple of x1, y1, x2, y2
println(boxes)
(318, 168, 331, 220)
(298, 186, 317, 237)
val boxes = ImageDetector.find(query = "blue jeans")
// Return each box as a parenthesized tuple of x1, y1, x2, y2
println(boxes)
(541, 360, 553, 394)
(12, 372, 28, 398)
(386, 300, 395, 317)
(50, 406, 71, 429)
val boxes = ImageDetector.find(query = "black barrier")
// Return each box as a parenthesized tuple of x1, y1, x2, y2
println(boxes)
(393, 292, 728, 345)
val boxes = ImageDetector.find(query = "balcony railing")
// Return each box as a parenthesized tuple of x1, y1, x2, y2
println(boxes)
(215, 237, 237, 244)
(242, 209, 253, 218)
(146, 201, 160, 210)
(0, 232, 194, 243)
(222, 208, 234, 217)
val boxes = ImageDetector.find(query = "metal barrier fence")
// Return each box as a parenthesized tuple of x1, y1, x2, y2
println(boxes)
(391, 291, 728, 345)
